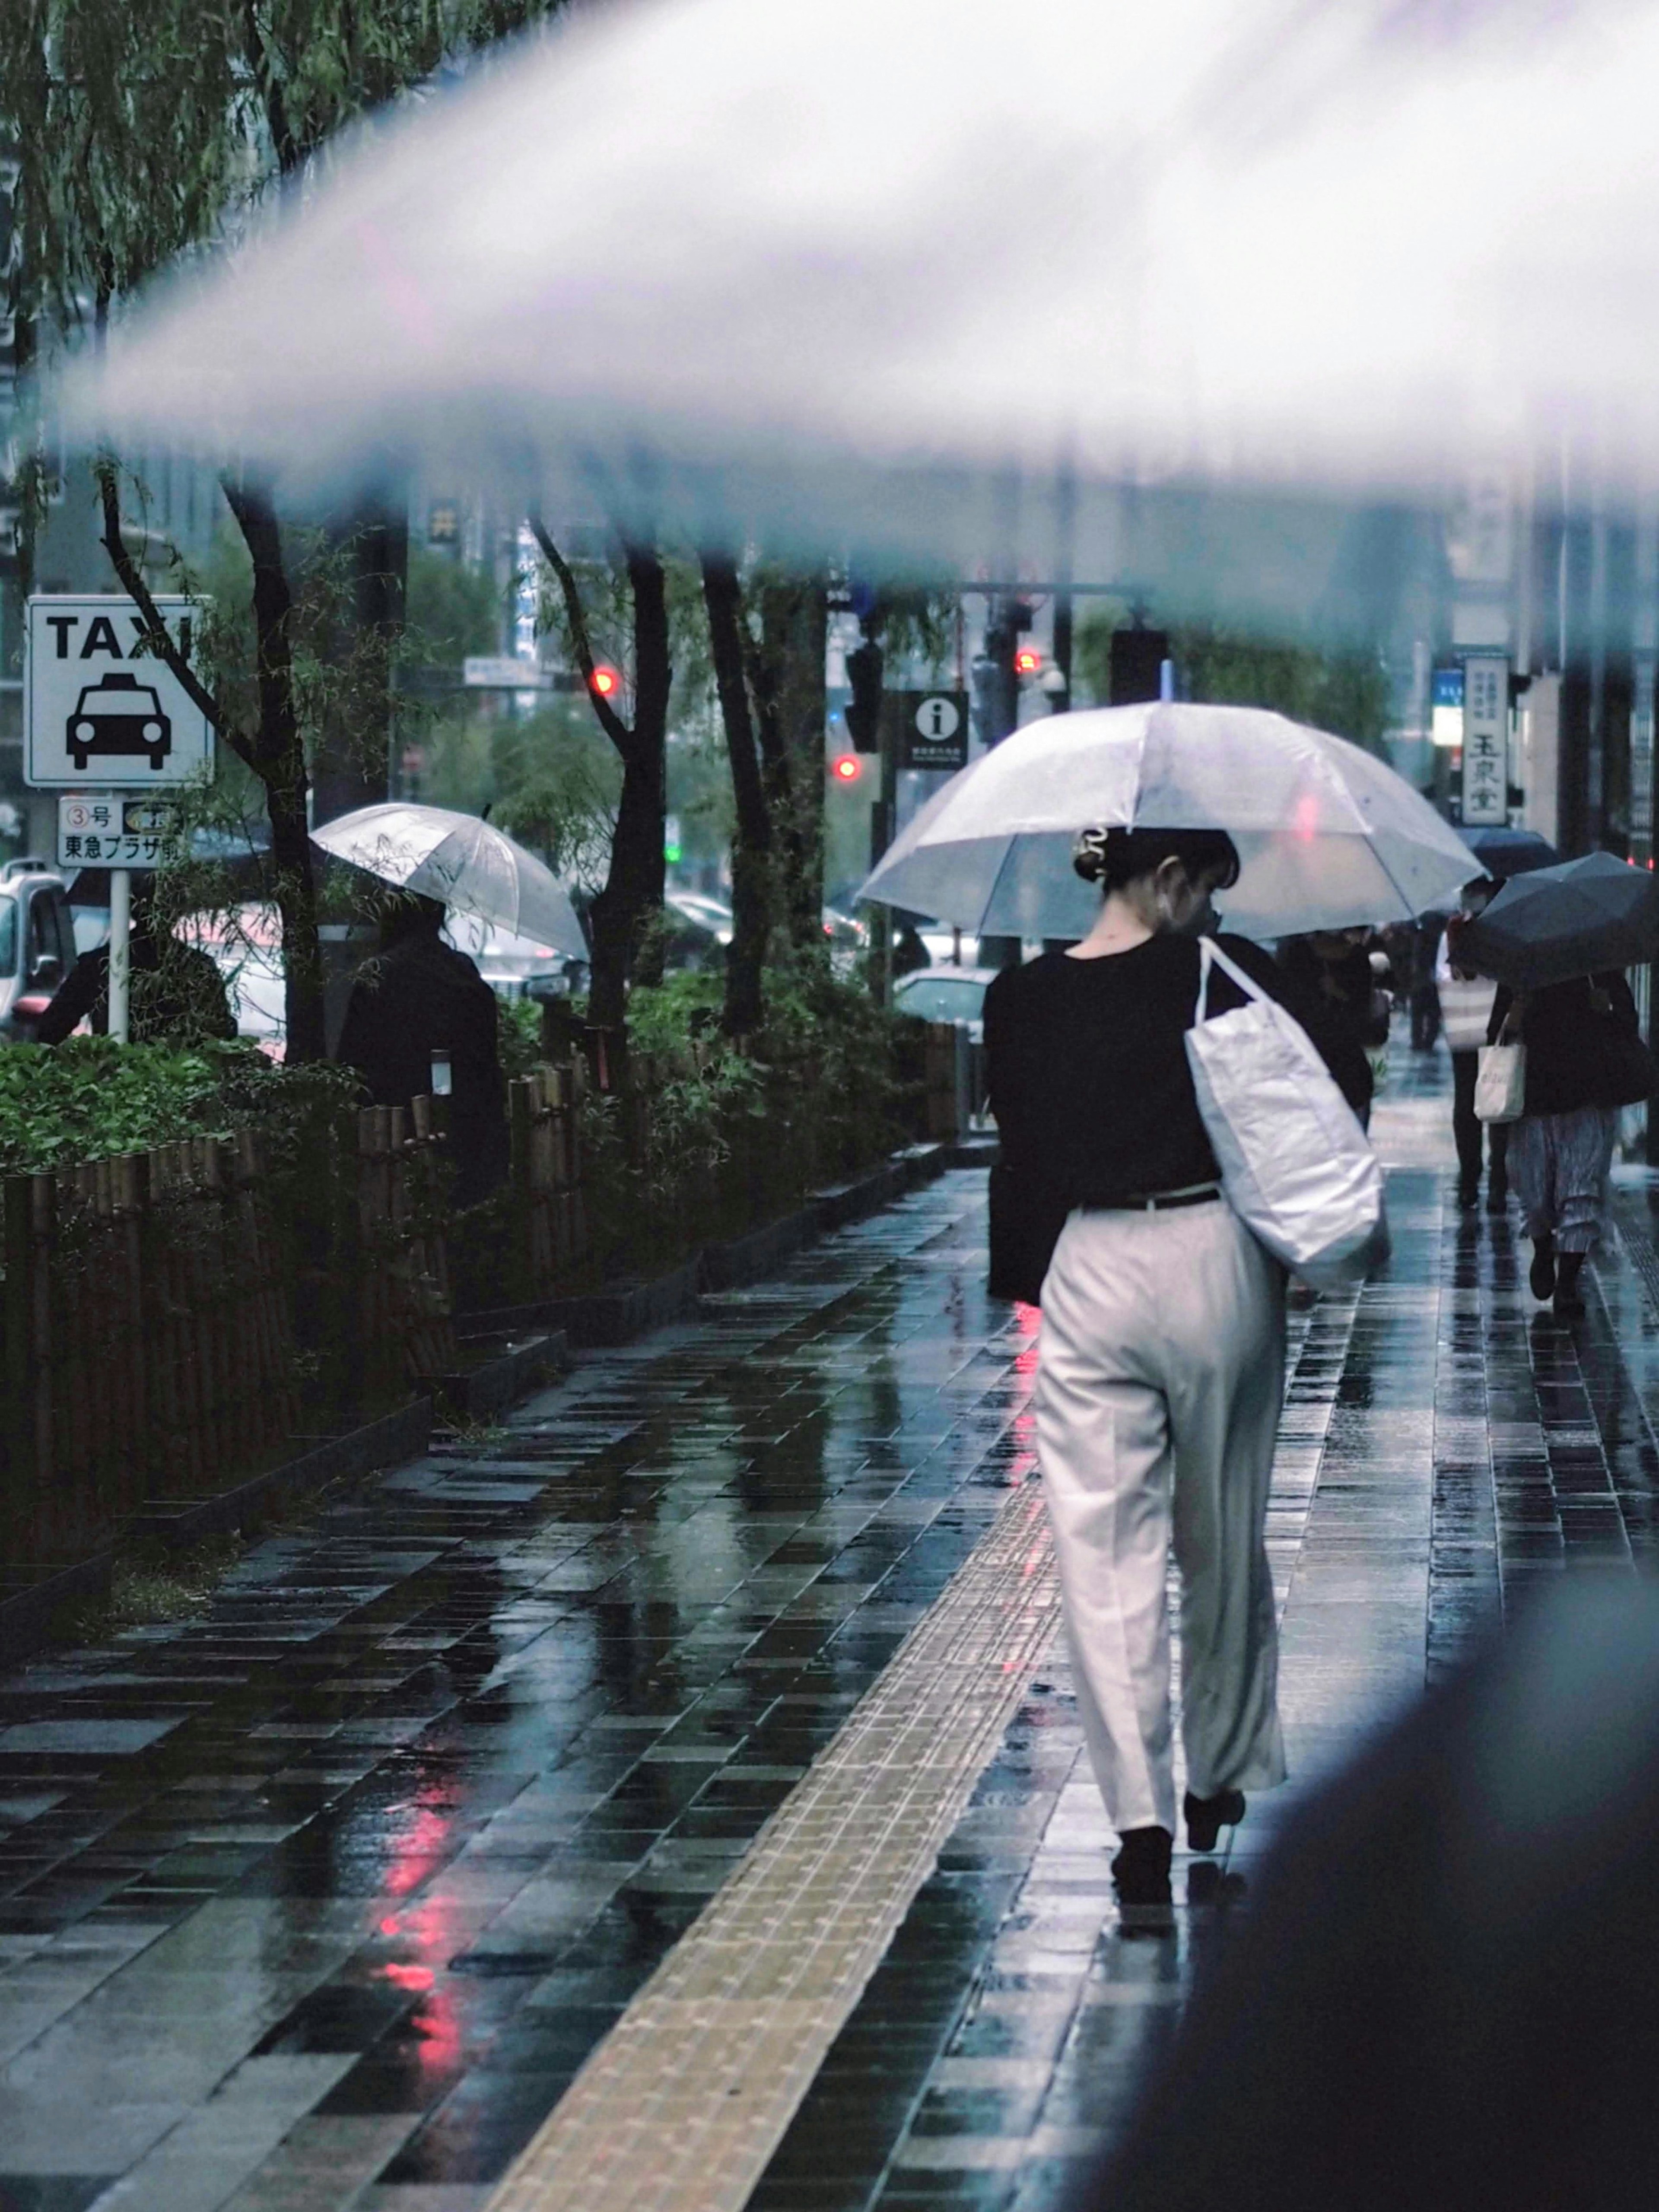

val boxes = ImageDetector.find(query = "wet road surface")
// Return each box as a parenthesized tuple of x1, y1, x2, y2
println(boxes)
(4, 1050, 1659, 2212)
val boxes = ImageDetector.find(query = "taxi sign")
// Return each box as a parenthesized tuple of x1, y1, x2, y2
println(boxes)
(25, 594, 214, 788)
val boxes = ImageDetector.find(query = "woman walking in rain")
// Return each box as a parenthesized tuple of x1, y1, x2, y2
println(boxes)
(1490, 971, 1644, 1316)
(985, 827, 1288, 1908)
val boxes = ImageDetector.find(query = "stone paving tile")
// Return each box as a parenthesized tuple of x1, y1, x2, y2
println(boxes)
(751, 1052, 1659, 2212)
(0, 1176, 1034, 2212)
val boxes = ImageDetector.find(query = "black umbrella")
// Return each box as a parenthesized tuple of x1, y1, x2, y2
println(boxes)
(1458, 850, 1659, 989)
(1461, 826, 1560, 880)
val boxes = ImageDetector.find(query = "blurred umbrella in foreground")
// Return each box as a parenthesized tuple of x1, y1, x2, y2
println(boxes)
(311, 803, 587, 957)
(858, 703, 1478, 939)
(1063, 1578, 1659, 2212)
(57, 0, 1659, 604)
(1456, 849, 1659, 989)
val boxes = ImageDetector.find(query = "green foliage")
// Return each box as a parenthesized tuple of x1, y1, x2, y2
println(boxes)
(0, 1039, 360, 1177)
(1074, 607, 1392, 750)
(406, 546, 504, 664)
(495, 995, 545, 1081)
(580, 958, 910, 1273)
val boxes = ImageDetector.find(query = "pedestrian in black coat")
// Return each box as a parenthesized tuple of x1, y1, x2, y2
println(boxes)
(335, 895, 509, 1207)
(35, 888, 235, 1047)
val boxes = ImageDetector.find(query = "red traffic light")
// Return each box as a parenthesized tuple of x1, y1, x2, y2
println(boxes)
(831, 754, 863, 782)
(590, 663, 621, 698)
(1014, 645, 1043, 677)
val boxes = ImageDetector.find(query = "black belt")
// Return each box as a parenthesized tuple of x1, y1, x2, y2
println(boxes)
(1082, 1185, 1222, 1214)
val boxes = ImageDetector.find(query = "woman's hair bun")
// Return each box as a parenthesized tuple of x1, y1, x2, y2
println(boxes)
(1072, 827, 1118, 884)
(1071, 825, 1242, 895)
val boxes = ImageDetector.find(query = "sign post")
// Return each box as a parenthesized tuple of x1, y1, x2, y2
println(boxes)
(107, 867, 131, 1044)
(25, 594, 210, 1047)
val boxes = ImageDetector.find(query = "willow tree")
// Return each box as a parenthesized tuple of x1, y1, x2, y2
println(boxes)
(0, 0, 569, 1055)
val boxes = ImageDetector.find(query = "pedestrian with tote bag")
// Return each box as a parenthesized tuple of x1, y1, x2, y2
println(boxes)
(1438, 878, 1509, 1213)
(1487, 972, 1651, 1317)
(985, 825, 1382, 1910)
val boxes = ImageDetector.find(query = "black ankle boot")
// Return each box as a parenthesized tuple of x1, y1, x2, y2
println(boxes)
(1530, 1236, 1557, 1300)
(1111, 1826, 1173, 1906)
(1554, 1251, 1586, 1317)
(1184, 1788, 1246, 1853)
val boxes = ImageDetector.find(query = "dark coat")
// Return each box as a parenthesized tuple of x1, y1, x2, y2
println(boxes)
(1488, 971, 1648, 1115)
(34, 932, 235, 1047)
(336, 928, 509, 1207)
(1274, 939, 1384, 1123)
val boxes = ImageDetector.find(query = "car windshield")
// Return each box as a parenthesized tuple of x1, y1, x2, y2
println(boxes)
(896, 976, 987, 1022)
(0, 896, 18, 979)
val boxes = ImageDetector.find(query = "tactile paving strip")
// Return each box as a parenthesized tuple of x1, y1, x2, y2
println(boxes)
(486, 1477, 1062, 2212)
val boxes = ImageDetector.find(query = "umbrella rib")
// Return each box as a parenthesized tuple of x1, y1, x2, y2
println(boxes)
(972, 836, 1023, 937)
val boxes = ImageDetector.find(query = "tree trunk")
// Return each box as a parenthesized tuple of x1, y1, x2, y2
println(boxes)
(623, 541, 671, 988)
(310, 482, 407, 826)
(528, 521, 671, 1034)
(754, 573, 830, 955)
(588, 744, 665, 1034)
(701, 553, 770, 1034)
(221, 476, 327, 1063)
(585, 541, 671, 1023)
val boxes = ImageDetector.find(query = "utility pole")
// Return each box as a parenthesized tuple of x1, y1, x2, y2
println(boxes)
(972, 596, 1031, 968)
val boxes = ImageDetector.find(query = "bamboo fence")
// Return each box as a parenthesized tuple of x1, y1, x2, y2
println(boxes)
(1, 1061, 588, 1575)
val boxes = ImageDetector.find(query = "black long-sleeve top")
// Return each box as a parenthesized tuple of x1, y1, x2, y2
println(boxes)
(985, 930, 1283, 1239)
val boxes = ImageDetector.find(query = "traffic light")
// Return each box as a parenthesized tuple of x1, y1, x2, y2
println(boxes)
(830, 753, 864, 784)
(589, 663, 621, 699)
(844, 638, 884, 751)
(1014, 644, 1043, 677)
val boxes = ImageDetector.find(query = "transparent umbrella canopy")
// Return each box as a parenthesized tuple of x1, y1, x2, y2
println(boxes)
(60, 0, 1659, 606)
(311, 804, 587, 957)
(858, 703, 1481, 939)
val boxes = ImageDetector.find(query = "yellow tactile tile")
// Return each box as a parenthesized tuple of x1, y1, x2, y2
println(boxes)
(486, 1480, 1061, 2212)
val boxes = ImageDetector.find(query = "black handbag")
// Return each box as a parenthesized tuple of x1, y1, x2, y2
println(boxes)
(1599, 1027, 1659, 1108)
(988, 1163, 1070, 1307)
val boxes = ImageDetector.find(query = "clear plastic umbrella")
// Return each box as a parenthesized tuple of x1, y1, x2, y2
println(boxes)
(858, 703, 1479, 939)
(311, 803, 587, 956)
(62, 0, 1659, 598)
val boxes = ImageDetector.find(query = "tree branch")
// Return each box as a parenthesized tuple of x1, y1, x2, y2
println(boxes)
(93, 455, 256, 772)
(242, 1, 302, 175)
(526, 511, 633, 756)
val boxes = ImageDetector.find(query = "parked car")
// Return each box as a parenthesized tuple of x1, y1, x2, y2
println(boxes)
(917, 922, 981, 967)
(663, 890, 732, 972)
(892, 964, 998, 1042)
(667, 890, 734, 944)
(444, 912, 588, 999)
(0, 862, 81, 1039)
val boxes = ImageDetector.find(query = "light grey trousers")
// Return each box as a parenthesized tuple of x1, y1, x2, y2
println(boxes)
(1034, 1202, 1288, 1835)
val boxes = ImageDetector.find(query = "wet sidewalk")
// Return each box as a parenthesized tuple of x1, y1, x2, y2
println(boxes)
(4, 1051, 1659, 2212)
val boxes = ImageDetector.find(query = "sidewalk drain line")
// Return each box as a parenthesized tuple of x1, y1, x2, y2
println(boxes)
(486, 1477, 1062, 2212)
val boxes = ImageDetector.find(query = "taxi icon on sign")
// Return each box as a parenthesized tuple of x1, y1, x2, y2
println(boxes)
(67, 673, 172, 772)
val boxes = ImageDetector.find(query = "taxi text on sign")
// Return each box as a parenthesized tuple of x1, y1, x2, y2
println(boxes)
(1461, 654, 1509, 828)
(24, 595, 214, 788)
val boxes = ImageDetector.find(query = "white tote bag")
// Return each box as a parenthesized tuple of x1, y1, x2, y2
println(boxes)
(1186, 938, 1387, 1290)
(1474, 1042, 1527, 1123)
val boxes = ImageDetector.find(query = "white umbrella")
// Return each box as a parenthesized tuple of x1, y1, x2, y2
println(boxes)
(61, 0, 1659, 593)
(312, 803, 587, 956)
(858, 704, 1479, 939)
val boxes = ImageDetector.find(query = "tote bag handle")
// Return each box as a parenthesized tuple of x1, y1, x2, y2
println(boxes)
(1195, 934, 1270, 1024)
